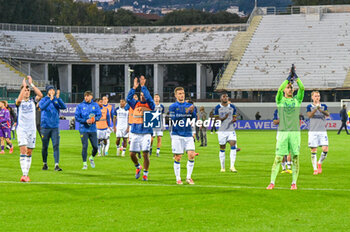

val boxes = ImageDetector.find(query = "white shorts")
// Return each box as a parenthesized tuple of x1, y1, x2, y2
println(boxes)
(153, 129, 163, 137)
(130, 134, 151, 152)
(97, 129, 110, 140)
(308, 131, 328, 148)
(129, 132, 134, 141)
(171, 135, 195, 154)
(17, 129, 36, 149)
(116, 128, 129, 138)
(218, 131, 237, 145)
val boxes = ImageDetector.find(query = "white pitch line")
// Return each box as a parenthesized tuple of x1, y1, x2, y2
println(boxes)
(0, 181, 349, 192)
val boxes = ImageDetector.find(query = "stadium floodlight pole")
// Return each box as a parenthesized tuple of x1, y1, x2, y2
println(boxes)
(255, 0, 257, 8)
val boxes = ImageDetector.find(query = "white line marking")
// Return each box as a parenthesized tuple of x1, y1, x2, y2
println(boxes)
(0, 181, 349, 192)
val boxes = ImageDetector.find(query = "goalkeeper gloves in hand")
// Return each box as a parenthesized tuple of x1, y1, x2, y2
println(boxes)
(286, 73, 298, 83)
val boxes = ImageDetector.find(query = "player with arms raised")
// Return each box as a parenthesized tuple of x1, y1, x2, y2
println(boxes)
(127, 76, 155, 181)
(306, 91, 329, 175)
(214, 93, 238, 173)
(267, 65, 304, 190)
(170, 87, 197, 185)
(16, 76, 43, 182)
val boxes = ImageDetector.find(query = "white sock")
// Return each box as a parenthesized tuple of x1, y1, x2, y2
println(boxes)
(98, 143, 102, 155)
(105, 139, 110, 153)
(281, 162, 286, 170)
(26, 155, 32, 176)
(116, 145, 120, 156)
(20, 154, 27, 176)
(186, 160, 194, 180)
(174, 161, 181, 181)
(319, 152, 327, 164)
(219, 150, 225, 169)
(287, 161, 292, 169)
(230, 147, 237, 168)
(156, 148, 160, 155)
(122, 148, 126, 157)
(311, 153, 317, 170)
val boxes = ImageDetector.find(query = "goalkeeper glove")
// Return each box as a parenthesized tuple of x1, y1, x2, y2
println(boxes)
(293, 73, 299, 81)
(287, 73, 293, 82)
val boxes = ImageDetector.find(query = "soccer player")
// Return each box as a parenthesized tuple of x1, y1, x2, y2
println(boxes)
(0, 100, 13, 154)
(337, 105, 349, 134)
(267, 68, 304, 190)
(150, 94, 164, 157)
(273, 109, 292, 174)
(214, 93, 238, 173)
(306, 91, 329, 175)
(128, 94, 141, 159)
(96, 98, 112, 157)
(16, 76, 43, 182)
(187, 99, 199, 142)
(209, 109, 217, 134)
(39, 86, 67, 171)
(199, 106, 207, 147)
(169, 87, 197, 185)
(101, 96, 114, 156)
(75, 91, 102, 169)
(114, 99, 129, 157)
(4, 101, 16, 141)
(127, 76, 155, 181)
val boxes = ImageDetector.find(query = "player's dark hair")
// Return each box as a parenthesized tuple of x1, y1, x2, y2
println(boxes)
(102, 95, 108, 100)
(154, 94, 160, 97)
(20, 85, 30, 90)
(220, 92, 228, 97)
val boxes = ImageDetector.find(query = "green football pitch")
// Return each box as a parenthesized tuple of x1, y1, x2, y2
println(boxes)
(0, 130, 349, 231)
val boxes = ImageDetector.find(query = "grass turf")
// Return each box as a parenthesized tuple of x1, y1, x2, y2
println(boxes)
(0, 130, 349, 231)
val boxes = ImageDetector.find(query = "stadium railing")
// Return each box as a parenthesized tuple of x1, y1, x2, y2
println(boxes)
(0, 23, 248, 34)
(0, 58, 52, 90)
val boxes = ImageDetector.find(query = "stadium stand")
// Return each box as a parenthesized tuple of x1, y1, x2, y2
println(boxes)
(0, 30, 237, 63)
(225, 13, 350, 90)
(0, 31, 79, 61)
(0, 58, 50, 90)
(64, 34, 90, 62)
(0, 58, 25, 89)
(71, 31, 238, 62)
(216, 15, 262, 90)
